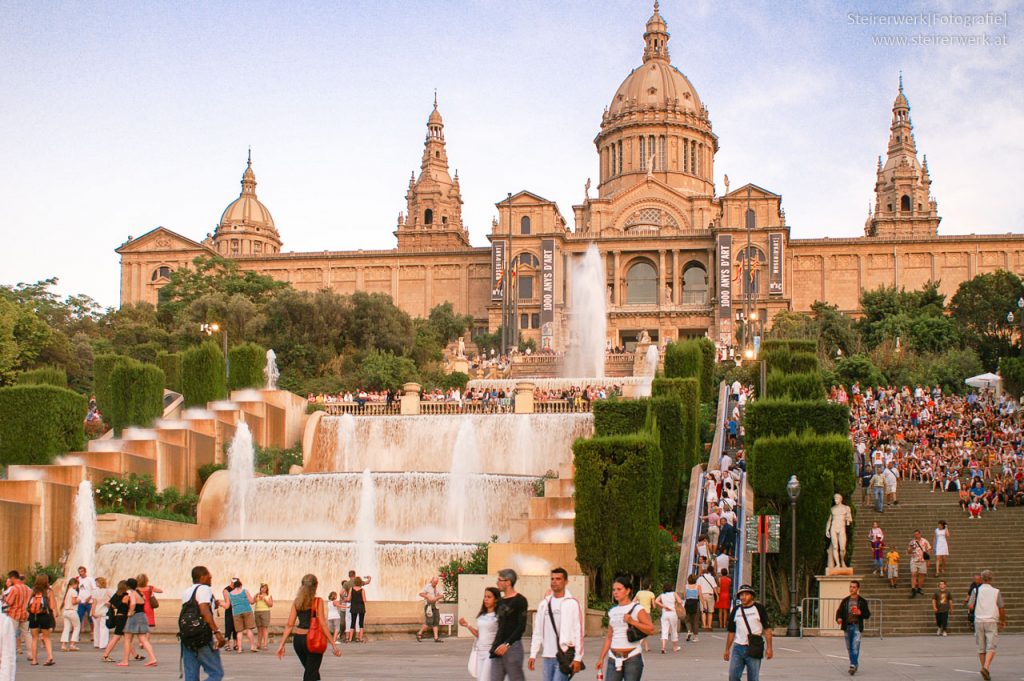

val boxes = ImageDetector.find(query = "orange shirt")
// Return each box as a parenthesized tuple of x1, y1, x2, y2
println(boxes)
(4, 582, 31, 621)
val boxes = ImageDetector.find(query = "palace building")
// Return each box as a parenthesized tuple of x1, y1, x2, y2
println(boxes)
(117, 4, 1024, 353)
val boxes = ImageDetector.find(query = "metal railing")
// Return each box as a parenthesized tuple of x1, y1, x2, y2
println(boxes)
(800, 597, 884, 639)
(534, 400, 592, 414)
(321, 402, 398, 416)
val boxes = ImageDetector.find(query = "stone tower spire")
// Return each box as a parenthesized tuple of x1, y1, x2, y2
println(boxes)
(643, 0, 670, 63)
(395, 96, 470, 251)
(211, 150, 282, 256)
(864, 76, 940, 238)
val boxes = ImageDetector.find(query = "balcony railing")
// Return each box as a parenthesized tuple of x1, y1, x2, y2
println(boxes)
(322, 402, 399, 416)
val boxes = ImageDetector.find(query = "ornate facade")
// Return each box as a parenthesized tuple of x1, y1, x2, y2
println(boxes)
(117, 4, 1024, 352)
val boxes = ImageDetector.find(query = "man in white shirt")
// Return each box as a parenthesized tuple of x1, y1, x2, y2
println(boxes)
(698, 569, 718, 631)
(723, 584, 772, 681)
(967, 570, 1007, 680)
(528, 568, 583, 680)
(75, 566, 96, 642)
(416, 576, 443, 643)
(181, 565, 227, 681)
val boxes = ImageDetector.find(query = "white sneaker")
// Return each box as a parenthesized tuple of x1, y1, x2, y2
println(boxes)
(936, 628, 942, 636)
(942, 631, 948, 637)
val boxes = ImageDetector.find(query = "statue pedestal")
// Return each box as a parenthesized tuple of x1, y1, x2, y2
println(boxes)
(450, 358, 470, 375)
(809, 573, 862, 636)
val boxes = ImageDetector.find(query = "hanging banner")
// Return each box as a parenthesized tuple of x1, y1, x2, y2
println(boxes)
(541, 239, 555, 350)
(769, 233, 783, 296)
(718, 234, 732, 319)
(491, 240, 507, 300)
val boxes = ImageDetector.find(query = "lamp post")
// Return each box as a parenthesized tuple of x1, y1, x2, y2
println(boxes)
(201, 322, 229, 385)
(1007, 297, 1024, 357)
(786, 474, 801, 637)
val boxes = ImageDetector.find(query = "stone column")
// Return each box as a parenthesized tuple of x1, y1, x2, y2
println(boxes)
(400, 383, 421, 415)
(658, 249, 666, 305)
(514, 381, 535, 414)
(612, 251, 621, 305)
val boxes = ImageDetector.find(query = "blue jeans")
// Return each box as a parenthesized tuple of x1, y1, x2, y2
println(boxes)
(181, 642, 224, 681)
(77, 603, 91, 630)
(872, 488, 884, 512)
(542, 656, 570, 681)
(728, 644, 762, 681)
(605, 654, 643, 681)
(844, 625, 861, 668)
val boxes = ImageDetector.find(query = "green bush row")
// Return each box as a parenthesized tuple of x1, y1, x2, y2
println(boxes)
(16, 366, 68, 388)
(181, 341, 227, 407)
(765, 370, 825, 401)
(228, 342, 266, 391)
(156, 351, 182, 393)
(0, 385, 86, 465)
(761, 338, 817, 355)
(744, 397, 849, 445)
(109, 359, 165, 435)
(593, 400, 649, 436)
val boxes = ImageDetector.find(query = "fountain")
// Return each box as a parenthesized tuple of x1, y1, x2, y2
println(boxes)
(354, 470, 380, 585)
(565, 243, 607, 378)
(70, 480, 96, 573)
(264, 349, 279, 390)
(636, 344, 661, 397)
(446, 419, 478, 541)
(226, 422, 255, 539)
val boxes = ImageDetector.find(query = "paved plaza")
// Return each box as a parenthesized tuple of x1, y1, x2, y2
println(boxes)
(11, 634, 1023, 680)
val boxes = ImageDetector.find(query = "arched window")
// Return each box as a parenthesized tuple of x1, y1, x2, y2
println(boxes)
(617, 141, 622, 173)
(681, 262, 708, 305)
(520, 216, 531, 235)
(151, 265, 173, 282)
(690, 143, 696, 175)
(424, 209, 433, 225)
(900, 195, 911, 211)
(639, 136, 646, 170)
(253, 241, 263, 253)
(658, 136, 666, 171)
(625, 260, 658, 304)
(513, 252, 539, 300)
(736, 246, 767, 296)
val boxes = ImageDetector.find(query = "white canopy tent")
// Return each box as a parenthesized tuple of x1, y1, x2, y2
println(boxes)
(964, 372, 1002, 392)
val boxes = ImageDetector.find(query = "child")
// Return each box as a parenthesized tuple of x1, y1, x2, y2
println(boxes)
(326, 591, 342, 643)
(968, 498, 983, 519)
(871, 535, 884, 577)
(885, 545, 900, 589)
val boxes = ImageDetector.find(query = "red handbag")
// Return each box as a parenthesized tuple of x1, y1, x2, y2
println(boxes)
(305, 597, 328, 654)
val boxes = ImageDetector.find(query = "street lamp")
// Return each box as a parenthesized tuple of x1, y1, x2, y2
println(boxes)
(201, 322, 230, 384)
(786, 474, 801, 637)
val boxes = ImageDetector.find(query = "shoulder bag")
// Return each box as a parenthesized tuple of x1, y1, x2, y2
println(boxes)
(548, 598, 585, 677)
(306, 597, 328, 654)
(148, 586, 159, 609)
(739, 605, 765, 659)
(915, 540, 931, 561)
(624, 604, 648, 643)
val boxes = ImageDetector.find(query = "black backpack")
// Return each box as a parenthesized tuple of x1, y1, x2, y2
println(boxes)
(178, 586, 213, 650)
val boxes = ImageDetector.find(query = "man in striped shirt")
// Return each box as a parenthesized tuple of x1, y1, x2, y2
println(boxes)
(3, 571, 31, 653)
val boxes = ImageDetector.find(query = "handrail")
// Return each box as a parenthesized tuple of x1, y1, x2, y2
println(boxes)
(733, 470, 748, 600)
(800, 597, 884, 639)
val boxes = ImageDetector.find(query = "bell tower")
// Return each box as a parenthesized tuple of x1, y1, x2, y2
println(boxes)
(395, 95, 471, 251)
(865, 75, 940, 238)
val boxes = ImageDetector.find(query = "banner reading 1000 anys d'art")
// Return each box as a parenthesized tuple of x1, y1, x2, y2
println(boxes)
(491, 240, 507, 300)
(768, 233, 783, 296)
(541, 239, 555, 350)
(718, 234, 732, 319)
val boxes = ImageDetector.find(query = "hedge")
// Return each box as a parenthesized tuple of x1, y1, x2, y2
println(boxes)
(765, 370, 825, 401)
(574, 432, 663, 593)
(664, 340, 702, 380)
(109, 359, 165, 435)
(744, 397, 849, 445)
(593, 399, 649, 436)
(650, 395, 700, 524)
(156, 351, 182, 393)
(181, 341, 227, 407)
(17, 366, 68, 388)
(696, 337, 717, 401)
(92, 354, 130, 413)
(228, 343, 266, 391)
(1000, 356, 1024, 399)
(0, 385, 86, 465)
(762, 339, 817, 355)
(789, 351, 820, 374)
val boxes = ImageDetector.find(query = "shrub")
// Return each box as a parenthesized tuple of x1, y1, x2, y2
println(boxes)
(108, 359, 165, 434)
(92, 353, 130, 413)
(664, 340, 702, 380)
(198, 463, 226, 485)
(255, 444, 303, 475)
(744, 397, 849, 446)
(439, 371, 469, 391)
(834, 354, 885, 388)
(696, 337, 717, 401)
(649, 396, 698, 525)
(765, 370, 825, 401)
(181, 341, 227, 407)
(762, 339, 817, 354)
(1000, 356, 1024, 398)
(228, 343, 266, 391)
(789, 351, 820, 374)
(574, 432, 662, 594)
(593, 399, 649, 436)
(156, 351, 182, 393)
(17, 366, 67, 388)
(438, 538, 492, 603)
(762, 347, 792, 374)
(0, 385, 86, 465)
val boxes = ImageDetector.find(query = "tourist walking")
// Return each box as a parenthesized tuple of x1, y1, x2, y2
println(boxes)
(4, 571, 32, 655)
(119, 577, 157, 667)
(654, 583, 681, 654)
(908, 530, 931, 597)
(0, 600, 15, 681)
(276, 574, 341, 681)
(416, 575, 443, 643)
(137, 573, 162, 629)
(254, 583, 273, 650)
(597, 576, 653, 681)
(221, 579, 237, 651)
(27, 574, 55, 666)
(179, 565, 227, 681)
(724, 584, 772, 681)
(633, 582, 655, 653)
(490, 568, 528, 681)
(716, 569, 733, 629)
(697, 568, 717, 631)
(91, 577, 111, 650)
(835, 580, 870, 675)
(75, 566, 95, 643)
(933, 580, 952, 636)
(885, 545, 900, 589)
(528, 567, 584, 679)
(869, 467, 885, 513)
(346, 577, 367, 643)
(461, 587, 500, 680)
(228, 578, 258, 653)
(968, 570, 1007, 680)
(58, 576, 81, 651)
(682, 575, 701, 642)
(101, 580, 129, 662)
(934, 520, 950, 576)
(327, 592, 342, 643)
(966, 573, 982, 628)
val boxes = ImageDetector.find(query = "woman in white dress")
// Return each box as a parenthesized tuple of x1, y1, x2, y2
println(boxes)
(934, 520, 950, 576)
(655, 584, 681, 654)
(460, 587, 500, 679)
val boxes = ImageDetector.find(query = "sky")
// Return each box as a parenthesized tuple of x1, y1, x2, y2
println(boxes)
(1, 0, 1021, 308)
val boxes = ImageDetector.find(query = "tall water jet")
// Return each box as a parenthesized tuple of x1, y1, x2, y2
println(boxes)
(566, 243, 607, 378)
(70, 480, 96, 574)
(636, 344, 660, 397)
(264, 349, 279, 390)
(332, 414, 356, 472)
(226, 422, 255, 539)
(446, 419, 478, 540)
(354, 469, 379, 581)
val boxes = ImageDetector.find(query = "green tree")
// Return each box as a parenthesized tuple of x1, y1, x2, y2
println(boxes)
(356, 349, 419, 391)
(834, 354, 885, 387)
(157, 254, 287, 323)
(950, 270, 1024, 369)
(228, 343, 266, 390)
(108, 360, 165, 434)
(181, 341, 227, 407)
(426, 302, 474, 345)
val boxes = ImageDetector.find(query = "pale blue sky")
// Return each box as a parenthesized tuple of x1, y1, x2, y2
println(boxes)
(1, 0, 1020, 307)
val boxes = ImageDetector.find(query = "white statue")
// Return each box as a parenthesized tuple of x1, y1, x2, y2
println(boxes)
(826, 493, 853, 569)
(457, 336, 466, 358)
(584, 178, 591, 199)
(637, 329, 651, 345)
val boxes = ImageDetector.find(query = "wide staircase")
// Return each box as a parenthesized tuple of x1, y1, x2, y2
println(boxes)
(848, 481, 1024, 635)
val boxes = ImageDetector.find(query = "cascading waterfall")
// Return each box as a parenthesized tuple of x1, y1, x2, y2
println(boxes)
(70, 480, 96, 574)
(332, 414, 356, 472)
(354, 470, 379, 585)
(264, 349, 279, 390)
(566, 243, 607, 378)
(446, 420, 478, 540)
(226, 423, 255, 539)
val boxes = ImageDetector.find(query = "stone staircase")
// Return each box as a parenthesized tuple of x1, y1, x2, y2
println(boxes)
(848, 481, 1024, 635)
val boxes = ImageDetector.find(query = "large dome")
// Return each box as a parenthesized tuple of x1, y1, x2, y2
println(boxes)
(217, 161, 277, 234)
(608, 60, 703, 118)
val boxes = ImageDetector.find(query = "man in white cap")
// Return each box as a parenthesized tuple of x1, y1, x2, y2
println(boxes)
(723, 584, 772, 681)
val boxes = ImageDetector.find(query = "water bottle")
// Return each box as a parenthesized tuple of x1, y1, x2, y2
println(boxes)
(596, 667, 604, 681)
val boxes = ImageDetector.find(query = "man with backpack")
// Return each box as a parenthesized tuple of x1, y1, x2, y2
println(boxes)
(180, 566, 227, 681)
